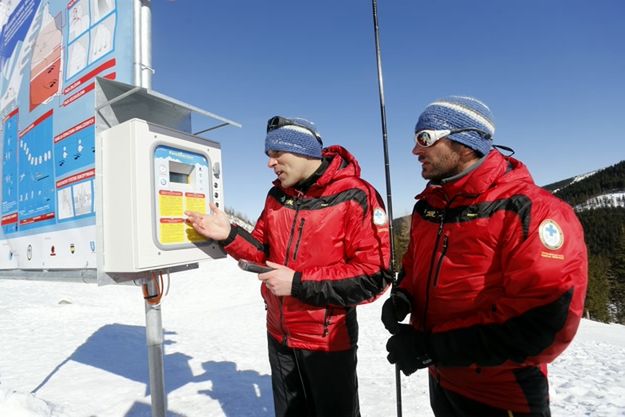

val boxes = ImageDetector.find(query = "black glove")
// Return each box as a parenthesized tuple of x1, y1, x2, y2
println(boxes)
(381, 288, 412, 334)
(386, 324, 433, 376)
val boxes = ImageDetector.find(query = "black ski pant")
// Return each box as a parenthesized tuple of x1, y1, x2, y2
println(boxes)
(429, 373, 551, 417)
(267, 334, 360, 417)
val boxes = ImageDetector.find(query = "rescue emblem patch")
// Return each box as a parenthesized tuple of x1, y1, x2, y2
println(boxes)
(538, 219, 564, 250)
(373, 207, 388, 226)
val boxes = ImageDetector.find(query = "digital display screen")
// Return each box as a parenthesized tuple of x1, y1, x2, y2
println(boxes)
(169, 172, 189, 184)
(169, 161, 193, 184)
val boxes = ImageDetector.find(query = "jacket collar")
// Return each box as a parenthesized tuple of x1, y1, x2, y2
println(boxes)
(417, 151, 532, 203)
(295, 157, 329, 193)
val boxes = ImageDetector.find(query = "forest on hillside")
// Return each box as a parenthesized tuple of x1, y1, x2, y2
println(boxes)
(552, 161, 625, 323)
(552, 161, 625, 205)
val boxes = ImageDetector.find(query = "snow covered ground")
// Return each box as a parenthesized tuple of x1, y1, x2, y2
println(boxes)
(1, 257, 624, 417)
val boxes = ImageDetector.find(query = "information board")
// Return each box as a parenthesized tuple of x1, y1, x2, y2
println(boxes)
(0, 0, 135, 270)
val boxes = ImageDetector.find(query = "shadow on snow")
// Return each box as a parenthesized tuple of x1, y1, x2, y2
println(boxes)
(31, 323, 273, 417)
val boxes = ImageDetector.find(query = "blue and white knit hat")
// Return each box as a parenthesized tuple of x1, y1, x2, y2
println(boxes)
(415, 96, 495, 156)
(265, 117, 323, 159)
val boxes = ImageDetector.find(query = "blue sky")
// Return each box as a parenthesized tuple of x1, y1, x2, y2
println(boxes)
(151, 0, 625, 220)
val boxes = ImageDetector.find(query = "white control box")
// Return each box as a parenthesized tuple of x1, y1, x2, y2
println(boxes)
(96, 119, 226, 273)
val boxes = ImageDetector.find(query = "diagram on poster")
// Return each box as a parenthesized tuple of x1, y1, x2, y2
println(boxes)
(17, 110, 55, 230)
(57, 186, 73, 219)
(91, 0, 115, 22)
(89, 14, 114, 64)
(29, 3, 62, 111)
(66, 34, 88, 79)
(68, 0, 89, 41)
(72, 179, 92, 215)
(65, 0, 117, 81)
(0, 0, 40, 111)
(1, 110, 19, 234)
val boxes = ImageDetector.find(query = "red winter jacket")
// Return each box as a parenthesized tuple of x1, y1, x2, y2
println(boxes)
(223, 145, 392, 351)
(399, 151, 588, 413)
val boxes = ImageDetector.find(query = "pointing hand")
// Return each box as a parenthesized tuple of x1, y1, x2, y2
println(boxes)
(185, 202, 231, 241)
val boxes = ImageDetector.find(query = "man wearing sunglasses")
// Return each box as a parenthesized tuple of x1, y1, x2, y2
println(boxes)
(381, 96, 587, 416)
(186, 116, 392, 417)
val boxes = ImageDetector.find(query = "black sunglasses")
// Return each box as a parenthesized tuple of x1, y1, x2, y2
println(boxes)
(266, 116, 323, 145)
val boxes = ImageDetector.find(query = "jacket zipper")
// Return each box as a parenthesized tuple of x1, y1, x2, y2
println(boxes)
(420, 193, 474, 334)
(432, 235, 449, 287)
(292, 218, 305, 261)
(421, 212, 446, 329)
(284, 198, 302, 267)
(280, 197, 302, 344)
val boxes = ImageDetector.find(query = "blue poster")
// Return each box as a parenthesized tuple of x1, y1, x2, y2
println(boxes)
(17, 110, 55, 231)
(0, 0, 136, 269)
(1, 110, 19, 233)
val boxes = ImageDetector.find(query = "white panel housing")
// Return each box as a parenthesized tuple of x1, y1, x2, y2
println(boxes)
(96, 119, 225, 273)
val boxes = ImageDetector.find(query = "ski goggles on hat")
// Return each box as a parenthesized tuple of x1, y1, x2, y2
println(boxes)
(266, 116, 323, 145)
(415, 128, 492, 147)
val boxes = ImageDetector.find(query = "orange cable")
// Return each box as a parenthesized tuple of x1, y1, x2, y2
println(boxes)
(142, 271, 164, 305)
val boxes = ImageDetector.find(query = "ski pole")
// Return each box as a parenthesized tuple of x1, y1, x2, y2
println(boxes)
(370, 1, 402, 416)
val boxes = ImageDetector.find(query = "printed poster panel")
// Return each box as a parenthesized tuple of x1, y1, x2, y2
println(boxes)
(0, 0, 135, 270)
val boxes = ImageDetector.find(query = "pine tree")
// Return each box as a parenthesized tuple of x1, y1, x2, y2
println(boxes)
(585, 254, 611, 322)
(610, 226, 625, 323)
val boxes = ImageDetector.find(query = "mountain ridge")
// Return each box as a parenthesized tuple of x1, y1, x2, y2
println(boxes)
(546, 160, 625, 210)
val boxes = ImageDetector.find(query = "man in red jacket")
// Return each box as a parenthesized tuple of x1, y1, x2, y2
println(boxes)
(186, 115, 392, 417)
(381, 96, 588, 417)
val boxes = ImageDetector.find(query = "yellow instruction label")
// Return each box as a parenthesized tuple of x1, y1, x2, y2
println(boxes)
(160, 218, 185, 244)
(185, 192, 206, 213)
(159, 190, 184, 217)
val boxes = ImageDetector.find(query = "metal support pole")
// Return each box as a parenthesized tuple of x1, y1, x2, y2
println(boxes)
(370, 1, 402, 416)
(143, 278, 167, 417)
(140, 0, 154, 88)
(137, 1, 165, 416)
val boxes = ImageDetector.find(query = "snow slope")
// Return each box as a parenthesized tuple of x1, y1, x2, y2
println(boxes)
(1, 257, 624, 416)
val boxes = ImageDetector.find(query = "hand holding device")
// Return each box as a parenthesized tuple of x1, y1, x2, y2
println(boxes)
(238, 259, 275, 274)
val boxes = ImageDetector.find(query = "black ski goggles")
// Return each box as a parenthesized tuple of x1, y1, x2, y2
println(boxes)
(266, 116, 323, 145)
(415, 128, 492, 147)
